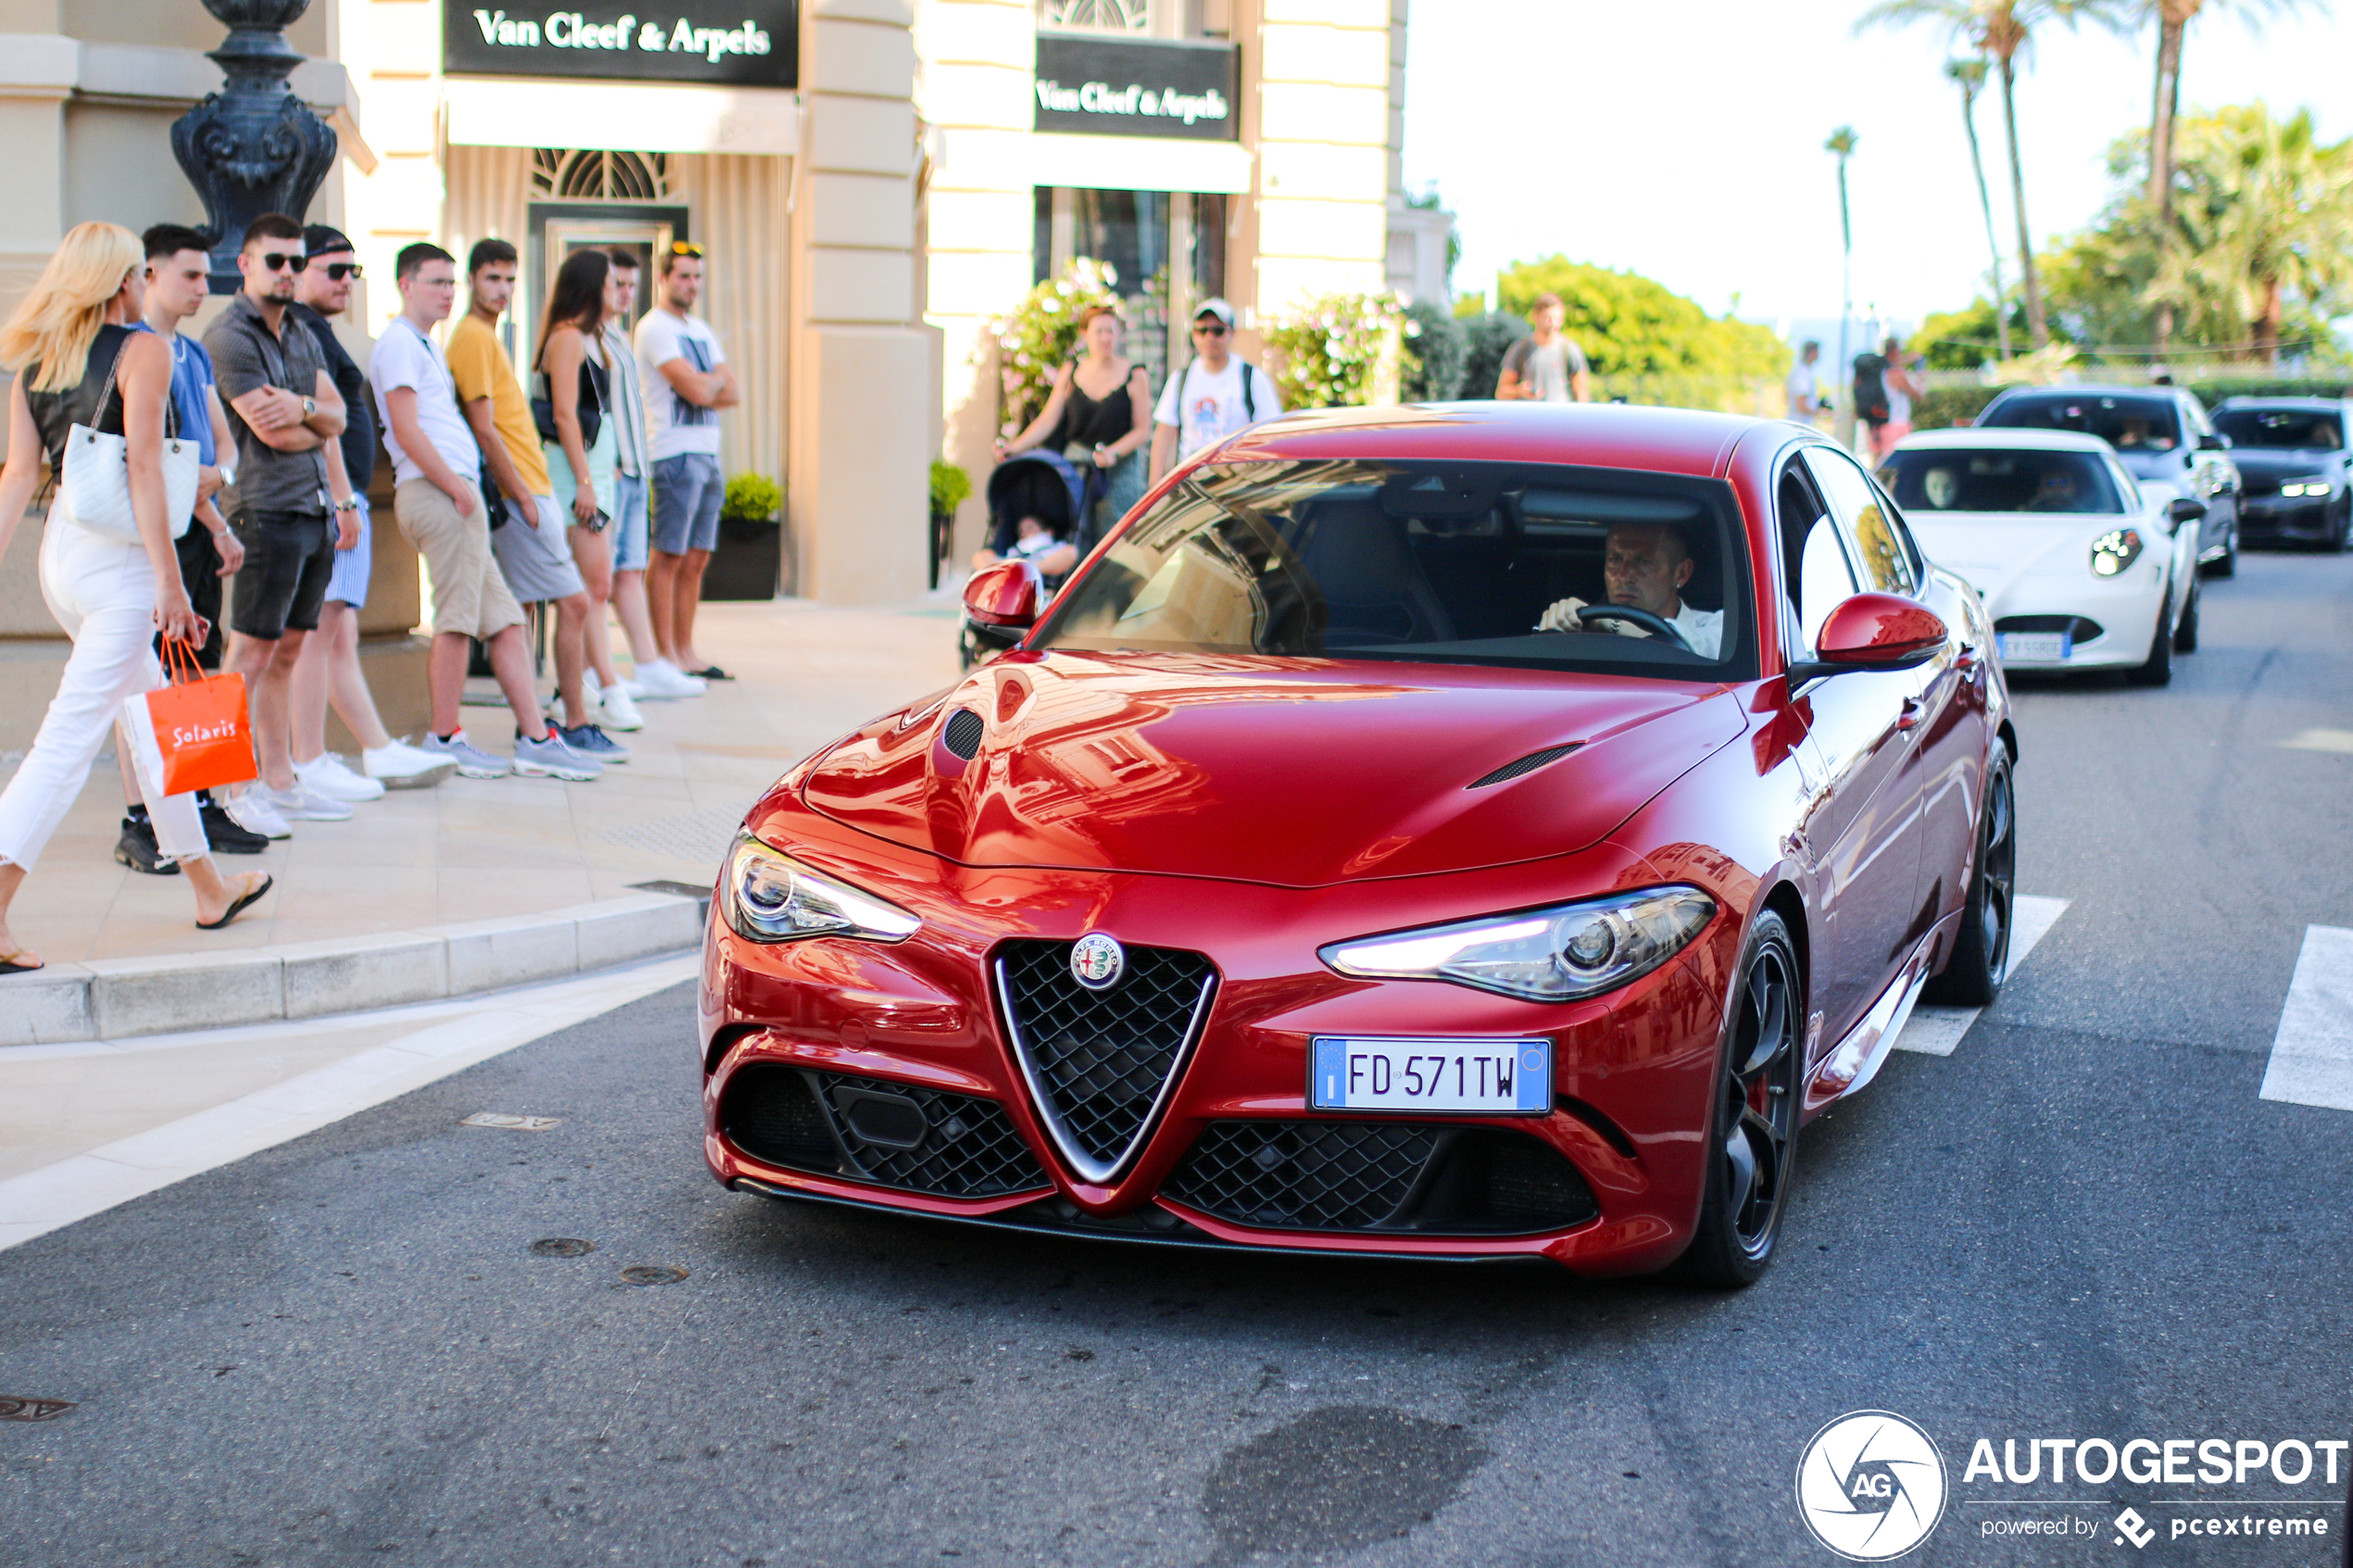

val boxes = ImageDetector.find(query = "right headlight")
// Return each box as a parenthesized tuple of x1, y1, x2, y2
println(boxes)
(1319, 886, 1716, 1003)
(721, 834, 921, 945)
(2090, 528, 2144, 577)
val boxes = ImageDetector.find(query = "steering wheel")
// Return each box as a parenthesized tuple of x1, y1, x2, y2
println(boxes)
(1576, 603, 1693, 653)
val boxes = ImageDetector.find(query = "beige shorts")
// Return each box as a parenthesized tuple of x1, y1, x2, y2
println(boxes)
(393, 478, 525, 641)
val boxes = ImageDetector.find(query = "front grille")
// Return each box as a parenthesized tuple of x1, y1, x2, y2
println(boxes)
(721, 1063, 1050, 1199)
(998, 940, 1217, 1181)
(1995, 613, 2105, 644)
(1162, 1121, 1600, 1236)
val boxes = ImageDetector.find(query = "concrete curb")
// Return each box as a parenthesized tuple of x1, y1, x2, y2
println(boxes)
(0, 889, 709, 1047)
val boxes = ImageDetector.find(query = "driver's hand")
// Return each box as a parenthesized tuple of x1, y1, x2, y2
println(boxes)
(1535, 596, 1590, 633)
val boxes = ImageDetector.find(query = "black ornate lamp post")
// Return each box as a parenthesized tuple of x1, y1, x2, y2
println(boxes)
(170, 0, 339, 294)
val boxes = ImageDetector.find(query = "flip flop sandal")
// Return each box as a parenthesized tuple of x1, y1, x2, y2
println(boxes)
(0, 950, 44, 975)
(197, 872, 273, 931)
(688, 666, 735, 681)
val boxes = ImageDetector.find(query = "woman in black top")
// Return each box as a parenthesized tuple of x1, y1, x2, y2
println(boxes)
(0, 221, 271, 969)
(997, 305, 1153, 536)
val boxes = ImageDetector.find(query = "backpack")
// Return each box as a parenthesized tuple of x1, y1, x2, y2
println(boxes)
(1178, 357, 1258, 428)
(1851, 353, 1891, 424)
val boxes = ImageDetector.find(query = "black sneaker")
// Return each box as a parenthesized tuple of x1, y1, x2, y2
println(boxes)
(199, 794, 271, 854)
(115, 810, 178, 876)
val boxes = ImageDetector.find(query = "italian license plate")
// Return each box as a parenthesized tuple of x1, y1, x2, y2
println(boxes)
(1309, 1037, 1552, 1115)
(1997, 631, 2070, 663)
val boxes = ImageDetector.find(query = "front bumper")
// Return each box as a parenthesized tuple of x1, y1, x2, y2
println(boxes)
(698, 824, 1738, 1276)
(1986, 565, 2171, 671)
(2239, 495, 2337, 545)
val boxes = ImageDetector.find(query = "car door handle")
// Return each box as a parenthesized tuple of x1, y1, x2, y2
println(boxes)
(1896, 696, 1928, 732)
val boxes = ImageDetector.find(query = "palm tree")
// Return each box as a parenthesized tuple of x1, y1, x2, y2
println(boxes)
(1826, 126, 1859, 376)
(1944, 56, 2013, 360)
(1859, 0, 2132, 350)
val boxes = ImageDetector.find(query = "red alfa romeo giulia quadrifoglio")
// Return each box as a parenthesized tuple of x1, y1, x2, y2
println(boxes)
(698, 403, 2016, 1285)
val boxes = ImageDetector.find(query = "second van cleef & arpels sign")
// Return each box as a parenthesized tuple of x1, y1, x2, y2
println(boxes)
(443, 4, 799, 88)
(1032, 35, 1239, 142)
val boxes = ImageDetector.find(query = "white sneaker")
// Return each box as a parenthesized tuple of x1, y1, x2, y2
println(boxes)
(632, 660, 707, 699)
(597, 683, 645, 731)
(361, 739, 459, 789)
(294, 753, 386, 803)
(258, 781, 354, 822)
(225, 787, 292, 840)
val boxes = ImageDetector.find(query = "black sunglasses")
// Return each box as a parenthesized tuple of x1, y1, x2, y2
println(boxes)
(258, 251, 308, 273)
(321, 260, 362, 281)
(1193, 320, 1228, 336)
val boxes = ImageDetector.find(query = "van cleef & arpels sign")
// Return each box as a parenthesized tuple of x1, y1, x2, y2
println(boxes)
(443, 4, 799, 87)
(1032, 35, 1239, 142)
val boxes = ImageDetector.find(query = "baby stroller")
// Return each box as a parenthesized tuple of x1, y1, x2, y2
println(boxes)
(960, 449, 1090, 670)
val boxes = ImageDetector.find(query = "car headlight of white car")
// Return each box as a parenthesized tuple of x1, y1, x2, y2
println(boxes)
(2090, 527, 2144, 577)
(722, 834, 922, 944)
(2282, 475, 2335, 498)
(1321, 886, 1715, 1002)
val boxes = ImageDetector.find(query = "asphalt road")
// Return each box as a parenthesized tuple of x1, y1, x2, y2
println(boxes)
(5, 550, 2352, 1568)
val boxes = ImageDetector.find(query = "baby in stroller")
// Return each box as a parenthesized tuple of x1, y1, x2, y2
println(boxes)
(971, 448, 1089, 589)
(975, 512, 1077, 582)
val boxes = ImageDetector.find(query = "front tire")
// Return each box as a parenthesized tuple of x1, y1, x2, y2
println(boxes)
(2173, 572, 2200, 652)
(1672, 910, 1803, 1288)
(2129, 584, 2175, 685)
(1924, 747, 2015, 1007)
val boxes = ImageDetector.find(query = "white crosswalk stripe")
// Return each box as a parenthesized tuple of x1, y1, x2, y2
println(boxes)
(1893, 895, 2072, 1057)
(2259, 925, 2353, 1113)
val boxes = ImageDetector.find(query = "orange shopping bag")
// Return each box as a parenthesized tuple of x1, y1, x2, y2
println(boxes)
(121, 638, 258, 798)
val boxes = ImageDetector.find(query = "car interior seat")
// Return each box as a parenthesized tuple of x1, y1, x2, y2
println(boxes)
(1290, 498, 1457, 646)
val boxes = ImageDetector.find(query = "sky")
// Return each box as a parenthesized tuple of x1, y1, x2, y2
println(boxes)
(1400, 0, 2353, 344)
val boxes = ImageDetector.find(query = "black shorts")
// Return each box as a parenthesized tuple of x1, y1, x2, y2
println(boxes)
(228, 508, 335, 640)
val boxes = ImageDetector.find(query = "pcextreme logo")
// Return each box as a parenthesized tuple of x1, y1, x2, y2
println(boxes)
(1797, 1411, 1950, 1561)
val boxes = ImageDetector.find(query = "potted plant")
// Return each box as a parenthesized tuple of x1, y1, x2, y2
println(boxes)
(929, 458, 972, 589)
(706, 470, 784, 600)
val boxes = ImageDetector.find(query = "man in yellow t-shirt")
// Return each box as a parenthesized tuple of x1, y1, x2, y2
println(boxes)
(448, 240, 623, 763)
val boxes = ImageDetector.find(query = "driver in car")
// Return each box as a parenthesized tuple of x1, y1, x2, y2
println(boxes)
(1534, 521, 1723, 658)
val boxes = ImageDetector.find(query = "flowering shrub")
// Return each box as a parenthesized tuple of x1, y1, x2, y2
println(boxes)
(1265, 291, 1408, 409)
(988, 258, 1122, 439)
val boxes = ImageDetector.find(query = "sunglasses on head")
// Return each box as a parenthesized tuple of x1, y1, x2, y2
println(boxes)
(669, 242, 704, 257)
(258, 251, 308, 273)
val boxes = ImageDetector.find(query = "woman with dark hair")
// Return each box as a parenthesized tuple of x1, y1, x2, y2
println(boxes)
(535, 247, 639, 743)
(0, 222, 271, 970)
(995, 303, 1151, 539)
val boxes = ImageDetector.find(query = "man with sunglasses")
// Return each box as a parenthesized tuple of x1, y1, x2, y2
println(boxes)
(1150, 297, 1280, 484)
(203, 211, 366, 839)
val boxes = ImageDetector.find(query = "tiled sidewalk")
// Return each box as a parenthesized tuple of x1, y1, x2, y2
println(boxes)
(0, 597, 963, 967)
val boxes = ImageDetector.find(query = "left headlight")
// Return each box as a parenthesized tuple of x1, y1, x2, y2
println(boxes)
(2282, 474, 2335, 498)
(721, 834, 922, 945)
(2090, 527, 2144, 577)
(1319, 886, 1716, 1003)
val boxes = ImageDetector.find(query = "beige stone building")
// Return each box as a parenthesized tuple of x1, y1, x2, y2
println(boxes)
(1, 0, 1419, 663)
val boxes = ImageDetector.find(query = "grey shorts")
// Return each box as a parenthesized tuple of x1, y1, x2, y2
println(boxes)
(489, 495, 586, 603)
(650, 451, 724, 556)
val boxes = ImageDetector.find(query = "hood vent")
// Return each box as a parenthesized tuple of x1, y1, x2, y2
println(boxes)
(1466, 742, 1580, 790)
(941, 708, 986, 759)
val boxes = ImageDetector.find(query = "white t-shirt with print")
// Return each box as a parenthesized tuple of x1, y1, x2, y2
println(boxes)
(368, 319, 481, 488)
(635, 307, 726, 460)
(1152, 355, 1282, 461)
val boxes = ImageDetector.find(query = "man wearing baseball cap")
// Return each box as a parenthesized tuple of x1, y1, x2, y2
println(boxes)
(1150, 297, 1281, 483)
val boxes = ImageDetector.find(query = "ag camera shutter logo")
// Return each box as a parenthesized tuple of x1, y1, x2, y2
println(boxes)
(1795, 1411, 1949, 1561)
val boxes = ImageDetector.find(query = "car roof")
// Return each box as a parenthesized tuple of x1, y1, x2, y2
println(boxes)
(1212, 401, 1769, 478)
(1890, 427, 2120, 456)
(1988, 383, 2181, 401)
(2213, 395, 2347, 410)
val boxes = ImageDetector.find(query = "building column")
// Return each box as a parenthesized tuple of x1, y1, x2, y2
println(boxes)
(1250, 0, 1390, 321)
(790, 0, 931, 606)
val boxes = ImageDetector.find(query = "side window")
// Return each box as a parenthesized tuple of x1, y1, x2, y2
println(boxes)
(1803, 447, 1919, 596)
(1780, 461, 1856, 654)
(1865, 470, 1929, 582)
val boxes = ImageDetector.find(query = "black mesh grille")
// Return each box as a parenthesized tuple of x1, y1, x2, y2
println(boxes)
(1995, 613, 2105, 642)
(1466, 742, 1581, 789)
(942, 709, 986, 759)
(1000, 941, 1215, 1169)
(1162, 1122, 1601, 1236)
(721, 1063, 1049, 1199)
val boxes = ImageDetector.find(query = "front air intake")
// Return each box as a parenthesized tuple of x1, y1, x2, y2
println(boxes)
(1466, 742, 1580, 790)
(941, 709, 986, 759)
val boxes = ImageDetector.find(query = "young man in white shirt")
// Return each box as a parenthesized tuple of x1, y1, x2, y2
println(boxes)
(635, 242, 738, 684)
(1150, 298, 1282, 484)
(1786, 340, 1826, 424)
(369, 244, 598, 783)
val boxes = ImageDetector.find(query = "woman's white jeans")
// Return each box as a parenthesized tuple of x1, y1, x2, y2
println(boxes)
(0, 517, 208, 872)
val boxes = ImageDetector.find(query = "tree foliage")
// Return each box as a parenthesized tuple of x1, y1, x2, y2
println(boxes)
(1496, 257, 1788, 383)
(1400, 298, 1467, 402)
(1264, 292, 1406, 409)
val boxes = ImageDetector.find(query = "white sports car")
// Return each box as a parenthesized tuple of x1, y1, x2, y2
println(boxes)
(1877, 428, 2205, 685)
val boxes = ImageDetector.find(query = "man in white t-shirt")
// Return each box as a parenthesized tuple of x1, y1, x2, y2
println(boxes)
(1150, 297, 1282, 483)
(371, 243, 585, 784)
(1786, 340, 1826, 425)
(1533, 521, 1724, 659)
(635, 243, 739, 683)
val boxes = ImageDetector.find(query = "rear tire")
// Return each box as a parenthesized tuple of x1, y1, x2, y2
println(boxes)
(2173, 573, 2200, 652)
(1671, 910, 1803, 1289)
(1923, 748, 2015, 1007)
(2130, 585, 2175, 686)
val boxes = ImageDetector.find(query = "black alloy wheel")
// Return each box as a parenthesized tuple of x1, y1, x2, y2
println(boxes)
(2173, 572, 2200, 652)
(1673, 910, 1802, 1288)
(2130, 581, 2176, 686)
(1925, 746, 2015, 1007)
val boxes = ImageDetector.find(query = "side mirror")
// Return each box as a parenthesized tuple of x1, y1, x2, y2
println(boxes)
(2169, 495, 2208, 525)
(1787, 592, 1948, 686)
(2196, 433, 2231, 451)
(963, 559, 1039, 653)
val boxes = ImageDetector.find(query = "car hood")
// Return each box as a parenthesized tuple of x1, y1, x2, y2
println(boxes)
(2227, 447, 2341, 480)
(1911, 510, 2158, 599)
(799, 652, 1748, 887)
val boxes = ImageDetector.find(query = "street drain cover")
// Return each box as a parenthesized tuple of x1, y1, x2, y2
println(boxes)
(619, 1265, 688, 1286)
(0, 1397, 74, 1422)
(459, 1113, 562, 1132)
(530, 1238, 595, 1258)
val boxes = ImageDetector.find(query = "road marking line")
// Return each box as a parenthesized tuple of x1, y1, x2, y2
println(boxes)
(2280, 728, 2353, 755)
(0, 953, 696, 1253)
(2259, 925, 2353, 1113)
(1893, 895, 2070, 1057)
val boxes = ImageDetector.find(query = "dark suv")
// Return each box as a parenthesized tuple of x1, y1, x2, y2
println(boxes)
(2211, 396, 2352, 552)
(1976, 385, 2243, 576)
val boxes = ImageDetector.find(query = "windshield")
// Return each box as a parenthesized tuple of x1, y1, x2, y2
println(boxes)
(1879, 448, 2128, 515)
(2213, 407, 2344, 450)
(1981, 394, 2182, 453)
(1030, 459, 1755, 681)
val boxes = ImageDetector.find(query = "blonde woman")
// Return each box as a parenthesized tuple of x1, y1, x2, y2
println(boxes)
(0, 222, 271, 972)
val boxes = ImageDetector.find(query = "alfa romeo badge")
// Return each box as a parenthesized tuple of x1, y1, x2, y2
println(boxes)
(1070, 933, 1126, 990)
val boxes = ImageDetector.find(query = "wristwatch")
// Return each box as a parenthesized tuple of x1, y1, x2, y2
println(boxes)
(333, 496, 361, 513)
(301, 395, 317, 419)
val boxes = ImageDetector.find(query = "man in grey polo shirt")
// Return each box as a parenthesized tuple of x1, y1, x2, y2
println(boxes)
(203, 212, 362, 838)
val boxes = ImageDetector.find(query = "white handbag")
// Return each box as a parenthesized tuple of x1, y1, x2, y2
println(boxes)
(59, 336, 199, 543)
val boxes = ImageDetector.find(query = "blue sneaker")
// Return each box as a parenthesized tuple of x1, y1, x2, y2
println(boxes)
(559, 722, 630, 763)
(421, 730, 512, 780)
